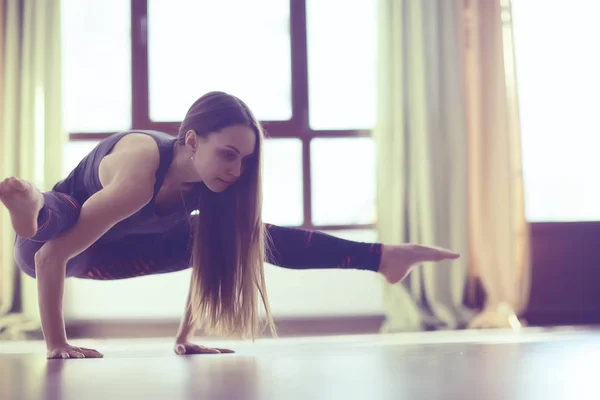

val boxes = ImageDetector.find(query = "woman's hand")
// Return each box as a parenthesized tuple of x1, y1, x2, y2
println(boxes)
(174, 342, 235, 355)
(378, 244, 460, 284)
(47, 343, 104, 359)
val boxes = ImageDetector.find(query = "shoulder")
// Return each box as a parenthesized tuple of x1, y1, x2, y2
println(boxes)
(111, 132, 161, 154)
(98, 133, 162, 191)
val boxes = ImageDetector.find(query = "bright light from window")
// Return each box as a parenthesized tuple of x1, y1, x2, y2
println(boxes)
(61, 0, 131, 132)
(147, 0, 291, 123)
(311, 138, 376, 225)
(512, 0, 600, 222)
(306, 0, 378, 130)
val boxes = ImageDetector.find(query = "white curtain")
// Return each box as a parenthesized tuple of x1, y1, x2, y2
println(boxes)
(375, 0, 473, 332)
(375, 0, 531, 332)
(0, 0, 66, 339)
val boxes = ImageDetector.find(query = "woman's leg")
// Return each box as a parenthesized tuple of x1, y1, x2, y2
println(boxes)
(265, 223, 383, 272)
(265, 224, 460, 285)
(73, 228, 193, 280)
(65, 221, 383, 280)
(14, 192, 82, 277)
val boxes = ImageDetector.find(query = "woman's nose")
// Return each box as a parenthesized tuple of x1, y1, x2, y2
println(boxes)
(228, 160, 242, 178)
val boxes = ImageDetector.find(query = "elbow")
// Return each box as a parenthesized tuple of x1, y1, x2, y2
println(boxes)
(34, 241, 70, 271)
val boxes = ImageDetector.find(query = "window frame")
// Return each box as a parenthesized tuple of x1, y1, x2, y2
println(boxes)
(68, 0, 375, 232)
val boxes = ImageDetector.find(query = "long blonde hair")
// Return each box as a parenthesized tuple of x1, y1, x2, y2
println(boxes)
(177, 92, 277, 339)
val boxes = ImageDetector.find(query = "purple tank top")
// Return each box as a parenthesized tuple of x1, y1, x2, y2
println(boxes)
(53, 130, 201, 242)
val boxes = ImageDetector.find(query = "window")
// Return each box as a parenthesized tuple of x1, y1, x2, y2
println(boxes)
(60, 0, 382, 322)
(512, 0, 600, 222)
(310, 138, 376, 226)
(62, 0, 379, 233)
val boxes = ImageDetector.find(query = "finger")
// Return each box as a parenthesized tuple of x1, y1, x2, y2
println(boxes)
(77, 347, 104, 358)
(175, 344, 186, 355)
(196, 346, 220, 354)
(47, 350, 62, 359)
(188, 345, 220, 354)
(215, 348, 235, 354)
(76, 349, 97, 358)
(69, 350, 85, 359)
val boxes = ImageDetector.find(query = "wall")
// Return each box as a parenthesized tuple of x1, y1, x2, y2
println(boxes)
(60, 141, 385, 322)
(523, 222, 600, 326)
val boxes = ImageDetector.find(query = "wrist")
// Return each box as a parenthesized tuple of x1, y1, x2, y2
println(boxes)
(176, 316, 196, 344)
(175, 331, 193, 344)
(40, 311, 68, 350)
(46, 338, 68, 350)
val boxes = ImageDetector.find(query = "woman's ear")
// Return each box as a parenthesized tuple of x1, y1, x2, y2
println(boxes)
(185, 130, 197, 152)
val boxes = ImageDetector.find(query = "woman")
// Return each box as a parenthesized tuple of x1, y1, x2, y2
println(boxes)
(0, 91, 459, 359)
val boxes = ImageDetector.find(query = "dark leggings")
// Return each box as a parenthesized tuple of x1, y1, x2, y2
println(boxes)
(14, 191, 383, 280)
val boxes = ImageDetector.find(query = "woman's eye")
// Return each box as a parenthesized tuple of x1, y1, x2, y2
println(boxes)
(222, 151, 237, 161)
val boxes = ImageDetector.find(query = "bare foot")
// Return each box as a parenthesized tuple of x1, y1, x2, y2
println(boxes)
(378, 244, 460, 284)
(0, 177, 44, 238)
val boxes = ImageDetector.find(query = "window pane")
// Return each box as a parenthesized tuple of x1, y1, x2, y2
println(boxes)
(263, 229, 383, 317)
(306, 0, 377, 130)
(147, 0, 291, 122)
(311, 138, 376, 225)
(263, 138, 303, 226)
(512, 1, 600, 222)
(61, 0, 131, 132)
(63, 141, 100, 176)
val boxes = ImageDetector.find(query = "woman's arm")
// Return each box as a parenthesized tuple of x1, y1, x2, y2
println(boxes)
(37, 135, 160, 358)
(173, 277, 235, 355)
(174, 278, 195, 344)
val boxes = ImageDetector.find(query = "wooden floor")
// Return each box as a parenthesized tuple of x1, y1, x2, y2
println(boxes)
(2, 326, 600, 400)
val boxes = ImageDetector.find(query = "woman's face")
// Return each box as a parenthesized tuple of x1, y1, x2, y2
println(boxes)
(191, 125, 257, 192)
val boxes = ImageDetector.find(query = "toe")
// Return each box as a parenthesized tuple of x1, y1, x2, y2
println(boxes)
(437, 249, 460, 260)
(8, 177, 27, 191)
